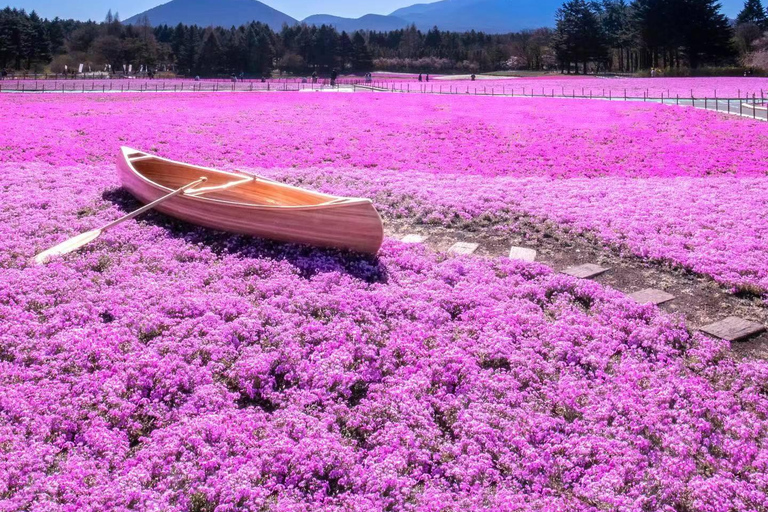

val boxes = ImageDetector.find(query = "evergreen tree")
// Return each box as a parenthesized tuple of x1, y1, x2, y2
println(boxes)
(28, 12, 50, 69)
(311, 25, 338, 71)
(737, 0, 767, 28)
(680, 0, 735, 68)
(338, 31, 353, 70)
(196, 28, 224, 75)
(351, 32, 373, 71)
(633, 0, 733, 69)
(553, 0, 609, 73)
(601, 0, 634, 71)
(424, 26, 443, 56)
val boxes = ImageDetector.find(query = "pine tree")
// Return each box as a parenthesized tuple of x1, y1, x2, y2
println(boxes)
(338, 31, 353, 71)
(553, 0, 608, 73)
(633, 0, 734, 69)
(196, 28, 224, 76)
(0, 8, 15, 69)
(28, 11, 51, 68)
(737, 0, 767, 28)
(351, 32, 373, 72)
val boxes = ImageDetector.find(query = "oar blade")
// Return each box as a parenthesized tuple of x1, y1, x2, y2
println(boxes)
(34, 229, 103, 265)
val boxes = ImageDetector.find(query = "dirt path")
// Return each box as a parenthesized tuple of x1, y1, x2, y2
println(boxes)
(385, 217, 768, 360)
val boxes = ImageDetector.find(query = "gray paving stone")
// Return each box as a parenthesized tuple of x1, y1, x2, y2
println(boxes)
(448, 242, 479, 255)
(700, 317, 766, 342)
(561, 263, 609, 279)
(629, 288, 676, 305)
(401, 234, 428, 244)
(508, 246, 537, 262)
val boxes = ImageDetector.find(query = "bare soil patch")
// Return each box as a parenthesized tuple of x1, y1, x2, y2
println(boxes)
(386, 215, 768, 360)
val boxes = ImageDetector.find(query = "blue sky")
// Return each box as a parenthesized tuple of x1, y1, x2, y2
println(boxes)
(3, 0, 747, 22)
(4, 0, 428, 21)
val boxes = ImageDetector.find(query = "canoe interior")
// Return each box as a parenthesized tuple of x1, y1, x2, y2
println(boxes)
(130, 156, 337, 207)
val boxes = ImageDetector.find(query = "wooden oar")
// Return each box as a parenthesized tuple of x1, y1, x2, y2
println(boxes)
(34, 177, 208, 265)
(184, 176, 256, 197)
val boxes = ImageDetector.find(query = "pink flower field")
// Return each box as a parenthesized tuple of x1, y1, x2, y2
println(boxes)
(391, 76, 768, 99)
(1, 90, 768, 510)
(2, 92, 767, 293)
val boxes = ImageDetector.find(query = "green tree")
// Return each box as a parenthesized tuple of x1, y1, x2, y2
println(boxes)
(553, 0, 609, 73)
(196, 28, 224, 76)
(737, 0, 767, 27)
(338, 31, 353, 70)
(351, 32, 373, 71)
(601, 0, 634, 71)
(633, 0, 734, 69)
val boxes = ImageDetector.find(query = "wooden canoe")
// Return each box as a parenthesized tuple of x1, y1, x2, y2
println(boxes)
(116, 147, 384, 254)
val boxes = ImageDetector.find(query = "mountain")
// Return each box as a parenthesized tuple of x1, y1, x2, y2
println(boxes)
(391, 0, 563, 33)
(124, 0, 297, 28)
(302, 14, 409, 32)
(125, 0, 561, 33)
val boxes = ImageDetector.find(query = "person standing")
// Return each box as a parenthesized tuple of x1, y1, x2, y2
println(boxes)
(330, 68, 338, 87)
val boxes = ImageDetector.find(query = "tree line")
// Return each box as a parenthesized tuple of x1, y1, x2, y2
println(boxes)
(554, 0, 767, 73)
(1, 1, 766, 76)
(0, 7, 556, 75)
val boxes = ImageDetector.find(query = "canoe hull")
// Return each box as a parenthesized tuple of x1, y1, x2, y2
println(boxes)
(116, 150, 384, 254)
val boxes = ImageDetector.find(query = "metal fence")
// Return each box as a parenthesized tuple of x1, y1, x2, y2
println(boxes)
(1, 77, 766, 122)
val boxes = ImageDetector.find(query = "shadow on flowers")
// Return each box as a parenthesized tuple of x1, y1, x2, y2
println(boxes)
(102, 188, 389, 284)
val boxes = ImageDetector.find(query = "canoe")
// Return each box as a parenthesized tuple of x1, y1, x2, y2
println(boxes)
(116, 147, 384, 254)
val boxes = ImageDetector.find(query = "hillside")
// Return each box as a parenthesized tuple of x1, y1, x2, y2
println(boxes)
(124, 0, 297, 28)
(391, 0, 563, 32)
(302, 14, 410, 32)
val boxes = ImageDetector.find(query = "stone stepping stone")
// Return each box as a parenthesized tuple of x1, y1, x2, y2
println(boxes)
(508, 246, 537, 262)
(700, 316, 766, 342)
(448, 242, 479, 255)
(629, 288, 675, 305)
(561, 263, 609, 279)
(401, 234, 428, 244)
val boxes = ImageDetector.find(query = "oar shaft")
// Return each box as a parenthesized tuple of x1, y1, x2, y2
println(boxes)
(101, 177, 207, 232)
(184, 176, 255, 197)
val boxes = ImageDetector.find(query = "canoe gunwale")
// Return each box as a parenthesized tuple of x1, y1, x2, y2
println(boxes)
(120, 147, 372, 212)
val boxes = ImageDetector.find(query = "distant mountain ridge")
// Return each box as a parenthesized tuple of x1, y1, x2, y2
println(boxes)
(126, 0, 562, 33)
(124, 0, 297, 28)
(390, 0, 562, 32)
(302, 14, 410, 33)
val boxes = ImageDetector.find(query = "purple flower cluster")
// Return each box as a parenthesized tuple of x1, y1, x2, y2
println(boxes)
(272, 169, 768, 296)
(2, 93, 767, 177)
(1, 91, 768, 510)
(2, 175, 768, 509)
